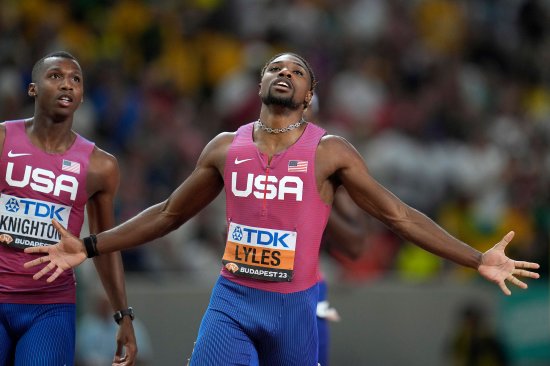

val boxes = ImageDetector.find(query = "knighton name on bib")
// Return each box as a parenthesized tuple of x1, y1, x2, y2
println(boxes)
(0, 193, 71, 249)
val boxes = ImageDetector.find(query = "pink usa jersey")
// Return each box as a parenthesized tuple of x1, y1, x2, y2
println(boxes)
(0, 120, 94, 304)
(222, 122, 330, 294)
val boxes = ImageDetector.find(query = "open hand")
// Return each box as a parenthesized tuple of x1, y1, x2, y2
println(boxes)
(23, 219, 88, 282)
(478, 231, 540, 295)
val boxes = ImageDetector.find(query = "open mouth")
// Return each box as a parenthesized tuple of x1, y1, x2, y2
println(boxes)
(273, 79, 292, 91)
(57, 95, 73, 107)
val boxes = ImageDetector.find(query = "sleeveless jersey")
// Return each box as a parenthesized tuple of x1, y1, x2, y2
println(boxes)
(0, 120, 93, 304)
(221, 122, 330, 293)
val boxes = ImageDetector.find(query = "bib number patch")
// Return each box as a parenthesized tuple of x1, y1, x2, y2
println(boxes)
(222, 222, 296, 282)
(0, 194, 71, 249)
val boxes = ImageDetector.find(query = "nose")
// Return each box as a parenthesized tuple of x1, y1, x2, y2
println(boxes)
(60, 78, 73, 90)
(278, 68, 292, 78)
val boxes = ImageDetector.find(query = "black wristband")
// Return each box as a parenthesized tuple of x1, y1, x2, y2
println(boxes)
(113, 307, 135, 324)
(83, 234, 98, 258)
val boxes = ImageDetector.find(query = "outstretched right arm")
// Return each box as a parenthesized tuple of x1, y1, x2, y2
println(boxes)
(24, 132, 233, 281)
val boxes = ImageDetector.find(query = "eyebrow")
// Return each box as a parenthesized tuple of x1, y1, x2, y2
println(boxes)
(45, 65, 82, 74)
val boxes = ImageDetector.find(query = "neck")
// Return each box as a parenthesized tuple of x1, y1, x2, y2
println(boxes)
(256, 118, 305, 134)
(26, 117, 76, 153)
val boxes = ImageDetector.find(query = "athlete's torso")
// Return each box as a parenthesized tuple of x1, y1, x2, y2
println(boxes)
(0, 119, 93, 304)
(221, 122, 330, 293)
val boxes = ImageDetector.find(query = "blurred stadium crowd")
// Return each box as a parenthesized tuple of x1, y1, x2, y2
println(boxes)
(0, 0, 548, 282)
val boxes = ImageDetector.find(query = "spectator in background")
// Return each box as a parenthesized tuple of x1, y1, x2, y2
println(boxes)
(447, 303, 509, 366)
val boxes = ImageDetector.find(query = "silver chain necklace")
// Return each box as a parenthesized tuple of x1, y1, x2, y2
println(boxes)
(256, 118, 306, 134)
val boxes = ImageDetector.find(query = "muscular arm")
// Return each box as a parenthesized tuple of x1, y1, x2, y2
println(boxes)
(92, 132, 230, 255)
(87, 147, 138, 364)
(86, 149, 128, 309)
(317, 135, 482, 269)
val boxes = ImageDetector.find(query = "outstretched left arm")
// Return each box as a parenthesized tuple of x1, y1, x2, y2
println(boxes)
(318, 135, 540, 295)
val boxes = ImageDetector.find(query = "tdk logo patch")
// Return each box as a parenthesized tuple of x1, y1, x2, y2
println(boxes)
(5, 198, 20, 213)
(228, 222, 296, 250)
(0, 194, 71, 223)
(232, 226, 243, 241)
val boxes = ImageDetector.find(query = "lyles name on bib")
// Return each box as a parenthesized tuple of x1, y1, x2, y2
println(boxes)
(222, 222, 296, 282)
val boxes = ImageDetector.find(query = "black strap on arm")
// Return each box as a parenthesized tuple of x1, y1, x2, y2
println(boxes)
(83, 234, 98, 258)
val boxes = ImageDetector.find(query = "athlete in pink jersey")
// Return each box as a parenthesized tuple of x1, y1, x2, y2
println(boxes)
(0, 51, 137, 365)
(0, 119, 92, 303)
(25, 52, 540, 365)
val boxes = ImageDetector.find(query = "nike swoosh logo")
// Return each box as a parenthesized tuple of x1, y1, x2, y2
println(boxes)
(7, 150, 32, 158)
(234, 158, 252, 165)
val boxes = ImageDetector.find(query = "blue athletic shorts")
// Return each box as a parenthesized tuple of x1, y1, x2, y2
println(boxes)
(189, 276, 319, 366)
(0, 303, 76, 366)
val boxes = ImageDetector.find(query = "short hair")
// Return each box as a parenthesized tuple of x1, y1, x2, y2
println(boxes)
(31, 51, 79, 82)
(261, 52, 317, 92)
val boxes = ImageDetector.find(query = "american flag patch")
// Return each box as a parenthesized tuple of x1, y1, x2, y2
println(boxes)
(288, 160, 308, 173)
(62, 159, 80, 174)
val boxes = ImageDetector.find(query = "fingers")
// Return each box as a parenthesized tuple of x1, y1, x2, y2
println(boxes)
(23, 256, 66, 282)
(504, 270, 533, 295)
(507, 274, 528, 289)
(113, 344, 129, 365)
(513, 268, 540, 279)
(514, 260, 540, 270)
(23, 255, 49, 269)
(498, 280, 511, 296)
(23, 246, 50, 255)
(494, 231, 515, 250)
(46, 267, 65, 283)
(498, 260, 541, 295)
(113, 355, 128, 366)
(113, 348, 135, 366)
(51, 219, 68, 235)
(32, 261, 55, 280)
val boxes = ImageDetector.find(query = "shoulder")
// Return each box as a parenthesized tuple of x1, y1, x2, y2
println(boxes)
(210, 131, 236, 146)
(317, 134, 366, 175)
(86, 145, 120, 196)
(193, 131, 237, 173)
(318, 134, 360, 157)
(88, 145, 119, 176)
(200, 131, 236, 159)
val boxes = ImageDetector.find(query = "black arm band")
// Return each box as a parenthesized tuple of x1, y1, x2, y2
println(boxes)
(83, 234, 99, 258)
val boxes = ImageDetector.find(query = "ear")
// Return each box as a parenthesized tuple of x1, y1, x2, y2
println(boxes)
(28, 83, 37, 97)
(303, 91, 313, 109)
